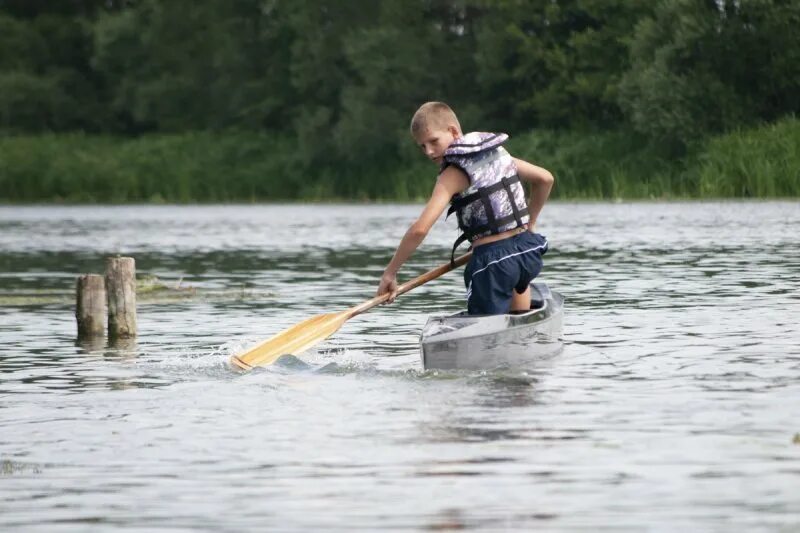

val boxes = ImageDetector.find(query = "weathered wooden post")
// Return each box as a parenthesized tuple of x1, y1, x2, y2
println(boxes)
(75, 274, 106, 339)
(105, 256, 137, 339)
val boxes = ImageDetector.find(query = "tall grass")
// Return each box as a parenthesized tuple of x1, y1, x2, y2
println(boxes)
(694, 117, 800, 197)
(0, 132, 303, 202)
(507, 129, 684, 199)
(1, 118, 798, 202)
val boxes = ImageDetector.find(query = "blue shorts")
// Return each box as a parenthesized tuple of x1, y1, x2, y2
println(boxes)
(463, 231, 548, 315)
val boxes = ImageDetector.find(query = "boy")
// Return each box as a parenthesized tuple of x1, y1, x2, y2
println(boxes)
(376, 101, 554, 315)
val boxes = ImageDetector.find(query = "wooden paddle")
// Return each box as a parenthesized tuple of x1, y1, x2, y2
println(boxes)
(230, 252, 472, 371)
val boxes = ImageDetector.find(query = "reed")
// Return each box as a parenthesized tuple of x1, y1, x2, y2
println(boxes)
(1, 118, 798, 202)
(694, 117, 800, 198)
(507, 129, 685, 199)
(0, 132, 303, 202)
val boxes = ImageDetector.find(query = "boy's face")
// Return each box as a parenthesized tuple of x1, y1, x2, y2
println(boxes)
(414, 126, 459, 166)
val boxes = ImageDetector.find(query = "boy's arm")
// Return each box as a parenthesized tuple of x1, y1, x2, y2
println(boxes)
(377, 167, 468, 302)
(513, 157, 554, 231)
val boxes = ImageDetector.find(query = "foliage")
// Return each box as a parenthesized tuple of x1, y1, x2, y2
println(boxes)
(508, 128, 684, 199)
(472, 0, 654, 130)
(92, 0, 297, 132)
(0, 1, 799, 200)
(0, 13, 48, 71)
(694, 116, 800, 197)
(2, 119, 798, 202)
(0, 132, 301, 202)
(0, 12, 103, 132)
(619, 0, 800, 151)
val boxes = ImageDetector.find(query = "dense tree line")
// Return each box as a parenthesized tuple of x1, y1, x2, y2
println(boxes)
(1, 0, 799, 197)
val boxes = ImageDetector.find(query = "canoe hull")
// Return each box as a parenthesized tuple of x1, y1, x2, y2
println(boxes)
(419, 283, 564, 371)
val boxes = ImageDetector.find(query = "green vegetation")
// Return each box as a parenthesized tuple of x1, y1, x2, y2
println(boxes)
(0, 0, 798, 201)
(695, 118, 800, 198)
(2, 117, 798, 201)
(0, 132, 305, 202)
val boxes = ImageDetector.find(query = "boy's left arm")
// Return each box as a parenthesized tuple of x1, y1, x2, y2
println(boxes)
(513, 157, 554, 231)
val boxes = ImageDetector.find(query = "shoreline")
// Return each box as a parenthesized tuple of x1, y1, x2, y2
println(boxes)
(1, 198, 798, 208)
(2, 118, 798, 202)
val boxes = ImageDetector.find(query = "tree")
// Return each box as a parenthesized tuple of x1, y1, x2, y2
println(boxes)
(92, 0, 297, 133)
(619, 0, 800, 150)
(472, 0, 652, 131)
(0, 12, 105, 132)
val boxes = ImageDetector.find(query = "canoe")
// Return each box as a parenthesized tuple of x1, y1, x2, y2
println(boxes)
(419, 282, 564, 371)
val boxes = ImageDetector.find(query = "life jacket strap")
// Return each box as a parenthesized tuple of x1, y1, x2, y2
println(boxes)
(447, 174, 524, 233)
(501, 175, 526, 228)
(446, 174, 527, 267)
(447, 174, 522, 217)
(450, 233, 471, 268)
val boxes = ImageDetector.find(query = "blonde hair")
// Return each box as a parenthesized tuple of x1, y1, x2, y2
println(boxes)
(410, 101, 462, 136)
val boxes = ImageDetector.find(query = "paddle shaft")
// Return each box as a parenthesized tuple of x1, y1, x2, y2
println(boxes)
(346, 252, 472, 319)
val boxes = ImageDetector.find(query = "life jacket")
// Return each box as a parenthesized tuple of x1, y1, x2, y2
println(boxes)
(441, 132, 529, 264)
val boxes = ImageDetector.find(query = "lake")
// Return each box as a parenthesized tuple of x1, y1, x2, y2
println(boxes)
(1, 202, 798, 531)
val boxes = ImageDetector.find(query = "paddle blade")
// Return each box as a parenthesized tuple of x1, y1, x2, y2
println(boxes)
(230, 312, 348, 370)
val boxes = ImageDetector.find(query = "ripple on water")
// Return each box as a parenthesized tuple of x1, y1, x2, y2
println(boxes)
(1, 202, 799, 530)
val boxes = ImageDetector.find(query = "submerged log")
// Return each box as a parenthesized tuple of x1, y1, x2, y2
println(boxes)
(75, 274, 106, 339)
(106, 256, 137, 338)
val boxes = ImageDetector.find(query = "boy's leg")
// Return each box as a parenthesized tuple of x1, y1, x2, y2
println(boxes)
(510, 286, 531, 312)
(509, 232, 547, 312)
(467, 280, 514, 315)
(464, 232, 547, 315)
(465, 254, 514, 314)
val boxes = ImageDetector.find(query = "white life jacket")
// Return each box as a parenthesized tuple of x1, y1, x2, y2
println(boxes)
(441, 132, 529, 263)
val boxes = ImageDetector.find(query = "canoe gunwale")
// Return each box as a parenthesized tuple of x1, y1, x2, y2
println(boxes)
(420, 299, 557, 345)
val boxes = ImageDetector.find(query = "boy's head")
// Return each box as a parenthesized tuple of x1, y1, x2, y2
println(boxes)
(410, 101, 462, 165)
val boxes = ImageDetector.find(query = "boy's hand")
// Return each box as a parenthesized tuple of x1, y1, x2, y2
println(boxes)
(377, 274, 399, 303)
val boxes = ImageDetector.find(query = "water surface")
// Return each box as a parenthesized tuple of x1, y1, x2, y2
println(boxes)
(1, 203, 798, 531)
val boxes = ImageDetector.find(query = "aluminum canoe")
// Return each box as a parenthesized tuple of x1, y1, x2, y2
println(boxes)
(419, 282, 564, 371)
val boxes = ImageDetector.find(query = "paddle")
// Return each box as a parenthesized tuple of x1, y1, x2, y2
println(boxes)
(230, 252, 472, 371)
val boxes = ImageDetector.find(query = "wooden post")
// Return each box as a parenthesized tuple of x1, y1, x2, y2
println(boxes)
(106, 256, 137, 339)
(75, 274, 106, 339)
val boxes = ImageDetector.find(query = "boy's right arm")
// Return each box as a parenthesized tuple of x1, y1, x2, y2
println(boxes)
(377, 167, 468, 302)
(513, 157, 554, 232)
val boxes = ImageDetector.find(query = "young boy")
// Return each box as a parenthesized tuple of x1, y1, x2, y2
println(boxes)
(376, 101, 554, 315)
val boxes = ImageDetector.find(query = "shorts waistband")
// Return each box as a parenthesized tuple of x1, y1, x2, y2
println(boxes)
(473, 229, 530, 253)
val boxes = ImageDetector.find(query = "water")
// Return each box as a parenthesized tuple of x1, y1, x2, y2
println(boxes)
(1, 203, 798, 531)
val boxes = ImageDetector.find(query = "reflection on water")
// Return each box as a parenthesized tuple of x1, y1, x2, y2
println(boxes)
(1, 203, 799, 531)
